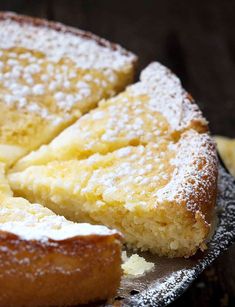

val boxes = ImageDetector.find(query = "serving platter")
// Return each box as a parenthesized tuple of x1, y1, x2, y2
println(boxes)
(106, 164, 235, 307)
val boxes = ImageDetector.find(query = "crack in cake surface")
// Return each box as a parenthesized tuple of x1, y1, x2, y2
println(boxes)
(0, 15, 136, 168)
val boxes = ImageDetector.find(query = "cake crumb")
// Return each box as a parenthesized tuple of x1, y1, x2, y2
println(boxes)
(122, 251, 154, 277)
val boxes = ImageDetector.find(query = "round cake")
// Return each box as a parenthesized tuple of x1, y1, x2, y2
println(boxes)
(0, 11, 218, 307)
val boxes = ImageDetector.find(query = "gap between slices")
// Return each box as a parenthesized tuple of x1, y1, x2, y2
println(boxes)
(0, 14, 136, 169)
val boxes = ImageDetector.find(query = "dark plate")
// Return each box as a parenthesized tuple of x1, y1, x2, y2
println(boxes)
(106, 165, 235, 307)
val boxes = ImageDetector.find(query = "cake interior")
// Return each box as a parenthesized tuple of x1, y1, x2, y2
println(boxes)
(9, 129, 217, 257)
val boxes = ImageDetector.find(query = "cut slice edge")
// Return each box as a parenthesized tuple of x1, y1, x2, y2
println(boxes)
(12, 61, 208, 172)
(0, 162, 122, 306)
(0, 12, 137, 169)
(9, 129, 218, 257)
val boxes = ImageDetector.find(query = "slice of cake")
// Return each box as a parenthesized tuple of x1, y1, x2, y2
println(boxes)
(13, 62, 208, 172)
(9, 130, 217, 257)
(0, 12, 136, 168)
(0, 167, 122, 306)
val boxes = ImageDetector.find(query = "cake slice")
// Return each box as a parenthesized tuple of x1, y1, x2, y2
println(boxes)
(0, 167, 122, 306)
(9, 130, 217, 257)
(13, 62, 208, 172)
(0, 12, 136, 168)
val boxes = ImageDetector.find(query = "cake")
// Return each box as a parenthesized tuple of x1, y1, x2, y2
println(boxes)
(0, 166, 122, 306)
(215, 136, 235, 176)
(13, 62, 208, 171)
(0, 11, 218, 305)
(9, 130, 217, 257)
(9, 62, 217, 257)
(0, 12, 136, 168)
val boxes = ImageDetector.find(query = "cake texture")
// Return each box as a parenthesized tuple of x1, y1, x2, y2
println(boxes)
(0, 163, 12, 196)
(0, 13, 218, 306)
(0, 167, 122, 306)
(0, 12, 136, 168)
(13, 62, 208, 171)
(9, 61, 218, 258)
(9, 130, 217, 257)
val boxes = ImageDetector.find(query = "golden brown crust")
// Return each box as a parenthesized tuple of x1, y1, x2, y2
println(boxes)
(0, 230, 122, 306)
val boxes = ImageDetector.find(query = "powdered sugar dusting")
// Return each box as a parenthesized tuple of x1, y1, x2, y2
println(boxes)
(129, 62, 208, 131)
(0, 13, 135, 134)
(0, 217, 117, 241)
(13, 61, 211, 171)
(121, 167, 235, 306)
(0, 197, 118, 241)
(0, 17, 135, 70)
(156, 130, 218, 216)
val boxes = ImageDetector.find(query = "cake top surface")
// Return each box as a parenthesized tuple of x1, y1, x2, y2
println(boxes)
(0, 195, 118, 241)
(0, 12, 136, 70)
(0, 46, 119, 142)
(0, 12, 137, 168)
(129, 62, 207, 131)
(13, 62, 209, 172)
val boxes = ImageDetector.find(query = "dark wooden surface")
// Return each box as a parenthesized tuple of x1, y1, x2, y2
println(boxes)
(0, 1, 235, 306)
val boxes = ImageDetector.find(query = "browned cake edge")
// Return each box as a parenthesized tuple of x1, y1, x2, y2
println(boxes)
(177, 131, 218, 224)
(0, 230, 122, 306)
(0, 11, 137, 64)
(158, 131, 218, 257)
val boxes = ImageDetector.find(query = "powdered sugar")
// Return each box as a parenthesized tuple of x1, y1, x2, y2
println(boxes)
(156, 130, 218, 215)
(0, 13, 135, 128)
(0, 218, 116, 241)
(130, 62, 208, 131)
(0, 17, 135, 70)
(0, 198, 118, 241)
(119, 167, 235, 306)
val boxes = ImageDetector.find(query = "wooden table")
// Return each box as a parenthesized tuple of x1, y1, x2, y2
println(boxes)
(0, 1, 234, 306)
